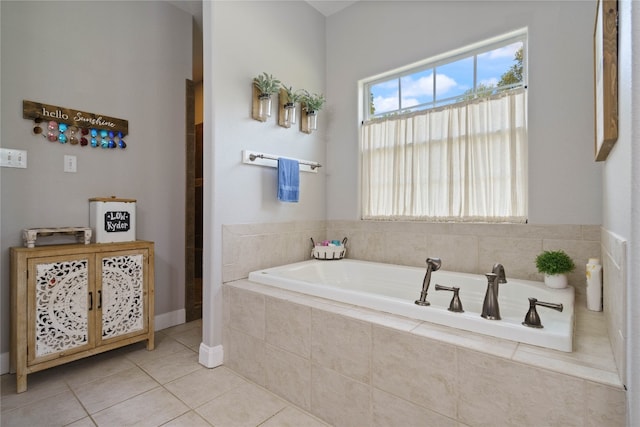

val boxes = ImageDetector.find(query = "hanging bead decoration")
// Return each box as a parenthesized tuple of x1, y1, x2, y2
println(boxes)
(68, 126, 79, 145)
(100, 130, 109, 149)
(117, 131, 127, 149)
(23, 100, 129, 151)
(33, 117, 43, 135)
(47, 121, 58, 142)
(57, 123, 68, 144)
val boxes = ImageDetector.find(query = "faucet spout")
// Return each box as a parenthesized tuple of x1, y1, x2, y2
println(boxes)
(415, 257, 442, 306)
(481, 272, 501, 320)
(492, 263, 507, 284)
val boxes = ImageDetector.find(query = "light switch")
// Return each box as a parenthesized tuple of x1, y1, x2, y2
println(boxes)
(64, 155, 77, 173)
(0, 148, 27, 168)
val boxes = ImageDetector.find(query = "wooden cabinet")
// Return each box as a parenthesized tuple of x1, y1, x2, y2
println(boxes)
(10, 241, 154, 393)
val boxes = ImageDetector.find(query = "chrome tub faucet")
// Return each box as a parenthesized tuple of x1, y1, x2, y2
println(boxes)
(415, 257, 442, 306)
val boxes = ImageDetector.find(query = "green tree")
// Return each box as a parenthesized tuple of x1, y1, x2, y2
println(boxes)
(497, 47, 523, 88)
(457, 47, 524, 102)
(370, 91, 375, 115)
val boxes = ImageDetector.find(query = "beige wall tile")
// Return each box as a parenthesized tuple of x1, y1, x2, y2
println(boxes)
(602, 228, 627, 384)
(372, 326, 457, 418)
(311, 309, 372, 383)
(381, 230, 427, 267)
(310, 364, 371, 427)
(223, 327, 266, 386)
(266, 297, 311, 357)
(228, 286, 265, 339)
(458, 349, 585, 426)
(477, 236, 542, 280)
(265, 344, 312, 411)
(585, 382, 627, 427)
(427, 233, 478, 273)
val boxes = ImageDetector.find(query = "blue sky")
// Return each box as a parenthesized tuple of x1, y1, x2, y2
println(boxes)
(371, 41, 523, 115)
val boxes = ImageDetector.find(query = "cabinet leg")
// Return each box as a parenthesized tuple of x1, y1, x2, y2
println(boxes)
(16, 373, 27, 394)
(146, 334, 155, 351)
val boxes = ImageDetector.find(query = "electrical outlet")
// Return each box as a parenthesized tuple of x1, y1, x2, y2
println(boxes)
(64, 155, 77, 173)
(0, 148, 27, 168)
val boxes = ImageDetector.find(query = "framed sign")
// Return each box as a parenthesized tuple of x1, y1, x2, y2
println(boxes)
(594, 0, 618, 161)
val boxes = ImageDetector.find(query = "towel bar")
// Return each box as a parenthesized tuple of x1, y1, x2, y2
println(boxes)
(242, 150, 321, 173)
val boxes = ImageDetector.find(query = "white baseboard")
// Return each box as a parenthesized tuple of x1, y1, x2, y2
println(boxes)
(199, 343, 224, 368)
(0, 309, 188, 375)
(1, 352, 10, 375)
(154, 309, 186, 331)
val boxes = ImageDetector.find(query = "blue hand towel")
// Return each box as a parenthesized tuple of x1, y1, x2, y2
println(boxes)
(277, 157, 300, 202)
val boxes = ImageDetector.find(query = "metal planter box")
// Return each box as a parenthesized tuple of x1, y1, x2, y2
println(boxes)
(89, 197, 136, 243)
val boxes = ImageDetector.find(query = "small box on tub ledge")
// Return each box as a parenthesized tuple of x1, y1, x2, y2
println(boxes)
(89, 196, 136, 243)
(310, 237, 347, 260)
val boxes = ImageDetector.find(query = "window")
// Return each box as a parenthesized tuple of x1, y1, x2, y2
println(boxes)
(365, 32, 526, 120)
(361, 30, 528, 222)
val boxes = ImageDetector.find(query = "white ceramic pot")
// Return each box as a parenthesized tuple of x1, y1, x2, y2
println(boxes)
(544, 273, 568, 289)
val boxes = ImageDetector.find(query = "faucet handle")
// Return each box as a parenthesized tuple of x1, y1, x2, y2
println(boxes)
(522, 297, 563, 328)
(435, 284, 464, 313)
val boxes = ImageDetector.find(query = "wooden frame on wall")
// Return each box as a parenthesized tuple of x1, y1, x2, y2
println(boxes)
(594, 0, 618, 162)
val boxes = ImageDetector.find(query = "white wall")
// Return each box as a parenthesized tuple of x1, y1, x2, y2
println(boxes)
(603, 0, 638, 423)
(325, 0, 602, 225)
(201, 1, 326, 356)
(0, 1, 192, 357)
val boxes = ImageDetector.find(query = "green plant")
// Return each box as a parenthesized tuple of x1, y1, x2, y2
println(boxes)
(253, 72, 281, 96)
(281, 85, 303, 105)
(301, 90, 326, 112)
(535, 250, 576, 275)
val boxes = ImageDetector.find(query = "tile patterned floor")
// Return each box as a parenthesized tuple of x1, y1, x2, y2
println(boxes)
(0, 320, 330, 427)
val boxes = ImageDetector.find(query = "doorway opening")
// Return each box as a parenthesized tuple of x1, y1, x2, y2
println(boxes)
(185, 79, 203, 322)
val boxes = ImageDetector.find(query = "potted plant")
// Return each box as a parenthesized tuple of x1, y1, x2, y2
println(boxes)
(301, 90, 325, 113)
(253, 72, 281, 120)
(253, 72, 281, 96)
(280, 85, 303, 126)
(535, 250, 576, 289)
(300, 90, 325, 131)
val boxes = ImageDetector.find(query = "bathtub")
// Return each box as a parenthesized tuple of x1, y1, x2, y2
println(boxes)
(248, 259, 575, 352)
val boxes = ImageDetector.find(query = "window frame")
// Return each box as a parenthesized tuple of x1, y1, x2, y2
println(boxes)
(362, 28, 528, 122)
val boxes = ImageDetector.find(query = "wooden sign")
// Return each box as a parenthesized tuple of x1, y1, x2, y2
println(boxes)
(23, 100, 128, 135)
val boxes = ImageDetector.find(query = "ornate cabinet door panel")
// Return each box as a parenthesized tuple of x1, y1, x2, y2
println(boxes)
(27, 255, 95, 365)
(97, 249, 149, 344)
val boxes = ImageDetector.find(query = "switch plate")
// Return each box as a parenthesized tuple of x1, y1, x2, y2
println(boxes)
(0, 148, 27, 168)
(64, 155, 77, 173)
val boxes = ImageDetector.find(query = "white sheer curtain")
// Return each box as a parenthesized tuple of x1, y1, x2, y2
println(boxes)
(361, 88, 527, 222)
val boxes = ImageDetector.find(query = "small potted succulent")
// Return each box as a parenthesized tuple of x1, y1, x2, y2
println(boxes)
(253, 72, 281, 120)
(300, 90, 326, 131)
(535, 250, 576, 289)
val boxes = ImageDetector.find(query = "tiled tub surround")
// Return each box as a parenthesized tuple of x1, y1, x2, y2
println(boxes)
(223, 280, 625, 427)
(223, 221, 602, 295)
(222, 221, 625, 424)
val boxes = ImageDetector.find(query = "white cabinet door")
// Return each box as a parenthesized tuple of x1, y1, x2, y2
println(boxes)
(98, 250, 148, 344)
(28, 255, 94, 364)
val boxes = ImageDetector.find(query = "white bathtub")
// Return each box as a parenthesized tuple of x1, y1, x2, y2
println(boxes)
(248, 259, 575, 352)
